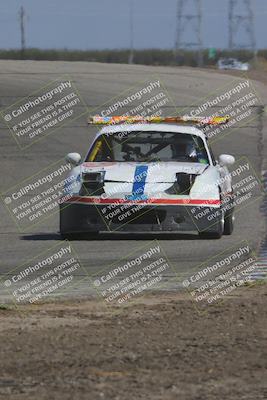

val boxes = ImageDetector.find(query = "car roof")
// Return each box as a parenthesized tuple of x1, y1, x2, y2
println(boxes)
(97, 123, 206, 140)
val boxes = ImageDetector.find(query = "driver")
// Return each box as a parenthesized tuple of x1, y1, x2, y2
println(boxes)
(186, 142, 208, 164)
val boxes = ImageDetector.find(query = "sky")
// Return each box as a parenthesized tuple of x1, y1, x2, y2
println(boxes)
(0, 0, 266, 50)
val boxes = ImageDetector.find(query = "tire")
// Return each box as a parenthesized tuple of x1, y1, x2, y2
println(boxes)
(223, 209, 234, 235)
(60, 233, 75, 240)
(199, 211, 224, 239)
(199, 229, 222, 239)
(60, 232, 99, 240)
(59, 204, 99, 240)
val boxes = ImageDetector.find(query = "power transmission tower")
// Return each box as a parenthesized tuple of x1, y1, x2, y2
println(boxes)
(19, 6, 26, 59)
(228, 0, 256, 54)
(128, 0, 134, 64)
(175, 0, 203, 67)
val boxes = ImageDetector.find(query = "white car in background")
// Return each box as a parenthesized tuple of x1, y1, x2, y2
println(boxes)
(59, 116, 235, 239)
(217, 58, 250, 71)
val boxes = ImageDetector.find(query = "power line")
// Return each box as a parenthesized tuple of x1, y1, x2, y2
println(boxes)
(19, 6, 26, 58)
(174, 0, 203, 67)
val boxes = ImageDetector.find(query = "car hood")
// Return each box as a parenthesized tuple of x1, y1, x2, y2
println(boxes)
(81, 161, 209, 183)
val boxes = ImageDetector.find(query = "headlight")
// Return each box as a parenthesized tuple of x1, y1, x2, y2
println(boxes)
(80, 171, 105, 195)
(82, 172, 105, 184)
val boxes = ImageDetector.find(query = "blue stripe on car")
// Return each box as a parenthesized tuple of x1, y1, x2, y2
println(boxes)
(125, 165, 148, 201)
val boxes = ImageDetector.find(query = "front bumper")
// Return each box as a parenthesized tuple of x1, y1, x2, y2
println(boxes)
(59, 200, 222, 234)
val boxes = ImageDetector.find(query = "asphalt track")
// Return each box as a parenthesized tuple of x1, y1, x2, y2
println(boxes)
(0, 60, 266, 303)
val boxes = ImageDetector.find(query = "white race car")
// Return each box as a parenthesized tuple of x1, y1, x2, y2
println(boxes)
(217, 58, 250, 71)
(60, 116, 235, 239)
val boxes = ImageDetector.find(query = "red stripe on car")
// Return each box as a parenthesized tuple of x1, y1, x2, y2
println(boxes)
(64, 197, 221, 205)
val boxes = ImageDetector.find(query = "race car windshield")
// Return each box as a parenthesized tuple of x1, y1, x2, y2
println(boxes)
(87, 131, 209, 164)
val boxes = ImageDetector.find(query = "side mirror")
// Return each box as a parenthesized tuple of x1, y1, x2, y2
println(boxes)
(218, 154, 235, 167)
(65, 152, 81, 166)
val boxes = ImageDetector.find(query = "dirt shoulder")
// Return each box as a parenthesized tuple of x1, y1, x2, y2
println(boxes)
(0, 284, 266, 400)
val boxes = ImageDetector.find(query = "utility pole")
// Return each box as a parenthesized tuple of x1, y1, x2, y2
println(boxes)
(228, 0, 256, 56)
(128, 0, 134, 64)
(174, 0, 203, 67)
(19, 6, 26, 59)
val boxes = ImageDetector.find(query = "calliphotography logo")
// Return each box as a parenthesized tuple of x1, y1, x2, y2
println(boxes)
(91, 76, 176, 148)
(100, 80, 162, 117)
(1, 75, 88, 150)
(187, 156, 263, 233)
(180, 77, 262, 145)
(0, 241, 89, 305)
(182, 241, 258, 313)
(91, 240, 175, 306)
(1, 159, 80, 231)
(85, 161, 195, 232)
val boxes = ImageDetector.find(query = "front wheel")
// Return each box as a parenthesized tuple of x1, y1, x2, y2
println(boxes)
(223, 209, 234, 235)
(199, 211, 224, 239)
(199, 228, 223, 239)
